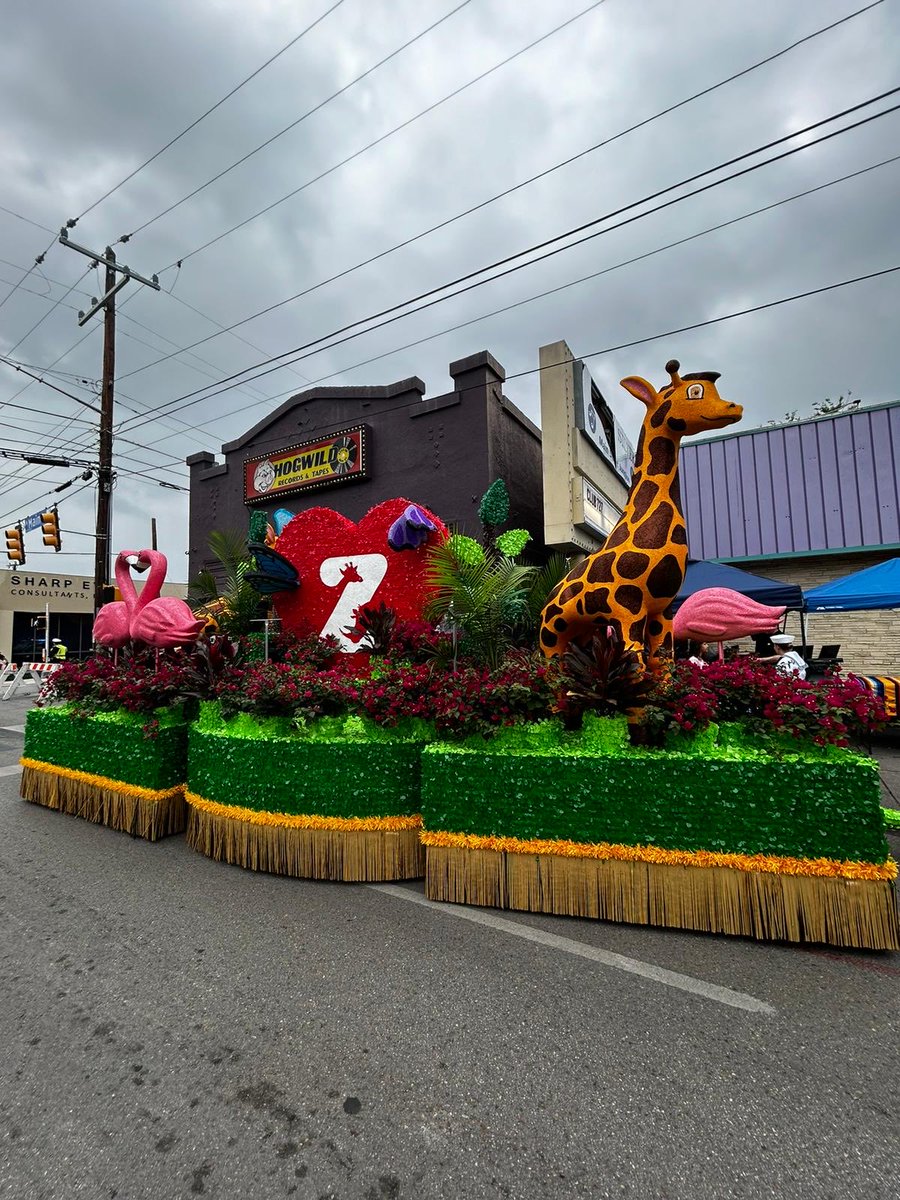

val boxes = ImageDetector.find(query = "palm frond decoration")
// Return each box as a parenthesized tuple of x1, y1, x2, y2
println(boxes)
(188, 529, 265, 638)
(425, 539, 537, 667)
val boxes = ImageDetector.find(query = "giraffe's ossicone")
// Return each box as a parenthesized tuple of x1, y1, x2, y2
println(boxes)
(539, 359, 742, 670)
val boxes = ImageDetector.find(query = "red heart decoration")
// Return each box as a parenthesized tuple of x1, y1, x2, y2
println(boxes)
(272, 498, 447, 649)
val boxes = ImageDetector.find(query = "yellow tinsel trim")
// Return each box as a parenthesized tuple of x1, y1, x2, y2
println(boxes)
(420, 829, 897, 882)
(185, 791, 422, 833)
(20, 757, 183, 803)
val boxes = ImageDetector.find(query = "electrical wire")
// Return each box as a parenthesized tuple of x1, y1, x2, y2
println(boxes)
(123, 0, 478, 240)
(503, 264, 900, 384)
(75, 0, 346, 226)
(155, 0, 612, 273)
(121, 90, 900, 427)
(4, 265, 94, 358)
(207, 150, 900, 455)
(119, 0, 886, 380)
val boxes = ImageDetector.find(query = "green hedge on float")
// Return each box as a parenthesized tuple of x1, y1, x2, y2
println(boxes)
(184, 703, 432, 881)
(20, 704, 189, 840)
(23, 704, 188, 791)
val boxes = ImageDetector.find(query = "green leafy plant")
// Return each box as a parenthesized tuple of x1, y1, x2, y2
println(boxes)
(557, 633, 655, 729)
(425, 538, 537, 668)
(188, 529, 265, 638)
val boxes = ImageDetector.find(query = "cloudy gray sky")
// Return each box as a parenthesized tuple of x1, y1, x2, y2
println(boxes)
(1, 0, 898, 580)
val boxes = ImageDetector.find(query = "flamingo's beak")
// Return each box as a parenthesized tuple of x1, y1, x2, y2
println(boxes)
(125, 553, 150, 573)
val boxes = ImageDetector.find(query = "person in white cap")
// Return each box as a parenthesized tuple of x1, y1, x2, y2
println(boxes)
(768, 633, 807, 679)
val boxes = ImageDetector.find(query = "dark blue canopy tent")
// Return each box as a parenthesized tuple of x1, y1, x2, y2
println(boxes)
(805, 557, 900, 612)
(673, 559, 804, 611)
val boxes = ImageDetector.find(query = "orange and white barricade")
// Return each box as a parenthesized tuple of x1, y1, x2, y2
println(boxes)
(2, 661, 60, 701)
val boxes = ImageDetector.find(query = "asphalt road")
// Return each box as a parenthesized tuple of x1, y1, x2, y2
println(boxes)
(2, 687, 899, 1199)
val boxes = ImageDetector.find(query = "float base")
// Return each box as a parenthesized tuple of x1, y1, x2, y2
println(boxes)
(20, 761, 185, 841)
(425, 846, 900, 950)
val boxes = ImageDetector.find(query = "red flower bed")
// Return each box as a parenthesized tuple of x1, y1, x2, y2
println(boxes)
(647, 659, 886, 746)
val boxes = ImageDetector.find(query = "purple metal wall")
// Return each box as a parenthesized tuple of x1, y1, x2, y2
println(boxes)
(680, 402, 900, 560)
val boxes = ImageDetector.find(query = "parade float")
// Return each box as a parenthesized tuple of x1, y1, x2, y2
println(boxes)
(20, 550, 200, 839)
(21, 361, 899, 946)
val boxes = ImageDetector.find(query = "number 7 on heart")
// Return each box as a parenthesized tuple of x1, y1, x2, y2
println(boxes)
(319, 554, 388, 650)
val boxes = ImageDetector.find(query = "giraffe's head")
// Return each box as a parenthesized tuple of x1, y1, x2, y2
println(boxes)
(620, 359, 742, 437)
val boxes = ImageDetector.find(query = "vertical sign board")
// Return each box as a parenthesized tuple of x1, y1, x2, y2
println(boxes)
(539, 341, 631, 554)
(574, 362, 636, 486)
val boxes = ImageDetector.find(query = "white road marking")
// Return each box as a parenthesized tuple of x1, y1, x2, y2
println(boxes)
(0, 763, 22, 776)
(1, 725, 26, 733)
(372, 884, 776, 1015)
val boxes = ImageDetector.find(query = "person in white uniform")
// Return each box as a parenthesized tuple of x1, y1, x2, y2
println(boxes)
(769, 633, 807, 680)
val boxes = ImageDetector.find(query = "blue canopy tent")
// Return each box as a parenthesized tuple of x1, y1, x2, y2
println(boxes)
(804, 557, 900, 612)
(673, 559, 804, 611)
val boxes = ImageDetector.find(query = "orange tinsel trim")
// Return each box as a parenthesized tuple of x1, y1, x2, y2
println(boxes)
(419, 829, 897, 882)
(19, 757, 183, 803)
(185, 791, 421, 833)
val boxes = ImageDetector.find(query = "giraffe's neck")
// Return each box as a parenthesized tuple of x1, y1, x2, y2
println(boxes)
(626, 427, 684, 525)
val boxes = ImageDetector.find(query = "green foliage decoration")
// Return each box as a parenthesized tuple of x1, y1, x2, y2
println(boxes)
(446, 534, 485, 565)
(188, 528, 264, 637)
(478, 479, 510, 528)
(24, 705, 187, 791)
(495, 529, 531, 557)
(420, 732, 890, 864)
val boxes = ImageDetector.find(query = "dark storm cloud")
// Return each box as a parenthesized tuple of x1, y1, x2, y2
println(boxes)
(0, 0, 897, 576)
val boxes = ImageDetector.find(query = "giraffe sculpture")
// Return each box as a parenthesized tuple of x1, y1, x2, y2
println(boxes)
(539, 359, 742, 669)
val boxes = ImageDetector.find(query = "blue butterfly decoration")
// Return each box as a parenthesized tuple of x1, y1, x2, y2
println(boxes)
(246, 542, 300, 595)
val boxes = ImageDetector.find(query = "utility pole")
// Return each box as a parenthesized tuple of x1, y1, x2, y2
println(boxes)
(58, 230, 160, 611)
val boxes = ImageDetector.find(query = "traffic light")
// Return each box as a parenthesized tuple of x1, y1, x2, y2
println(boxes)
(41, 508, 61, 552)
(5, 525, 24, 564)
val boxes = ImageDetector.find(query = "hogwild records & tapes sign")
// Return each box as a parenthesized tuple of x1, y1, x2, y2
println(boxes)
(244, 426, 369, 502)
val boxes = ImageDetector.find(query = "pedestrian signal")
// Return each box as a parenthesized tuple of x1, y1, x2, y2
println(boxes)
(41, 508, 61, 552)
(5, 525, 24, 564)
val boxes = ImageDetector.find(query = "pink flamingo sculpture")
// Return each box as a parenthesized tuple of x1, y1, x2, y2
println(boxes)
(130, 549, 205, 650)
(674, 587, 785, 648)
(92, 549, 144, 661)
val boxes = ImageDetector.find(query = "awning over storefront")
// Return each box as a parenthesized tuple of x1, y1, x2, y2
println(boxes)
(804, 557, 900, 612)
(674, 559, 804, 611)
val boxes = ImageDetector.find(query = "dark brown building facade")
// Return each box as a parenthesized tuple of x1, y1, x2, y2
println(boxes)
(187, 351, 544, 579)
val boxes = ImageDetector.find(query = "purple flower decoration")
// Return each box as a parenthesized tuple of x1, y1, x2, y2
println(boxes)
(388, 504, 438, 551)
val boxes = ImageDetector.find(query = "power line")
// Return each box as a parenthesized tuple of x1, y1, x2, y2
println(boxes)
(75, 0, 346, 226)
(219, 150, 900, 448)
(221, 256, 900, 455)
(123, 0, 477, 240)
(121, 89, 900, 428)
(155, 0, 612, 273)
(4, 265, 94, 358)
(118, 0, 886, 381)
(0, 205, 55, 236)
(503, 264, 900, 383)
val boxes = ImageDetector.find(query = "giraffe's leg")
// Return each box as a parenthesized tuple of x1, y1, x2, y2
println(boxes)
(646, 606, 674, 671)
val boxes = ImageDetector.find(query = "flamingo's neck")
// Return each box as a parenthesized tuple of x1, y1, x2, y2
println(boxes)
(114, 552, 141, 615)
(135, 551, 167, 608)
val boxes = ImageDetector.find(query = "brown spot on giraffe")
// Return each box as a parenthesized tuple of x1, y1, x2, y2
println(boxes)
(613, 585, 644, 614)
(617, 551, 650, 579)
(586, 553, 615, 584)
(650, 400, 671, 427)
(632, 502, 674, 550)
(538, 359, 742, 667)
(647, 437, 676, 477)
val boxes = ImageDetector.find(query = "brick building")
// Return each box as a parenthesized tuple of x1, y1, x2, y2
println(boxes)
(187, 351, 544, 581)
(681, 400, 900, 674)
